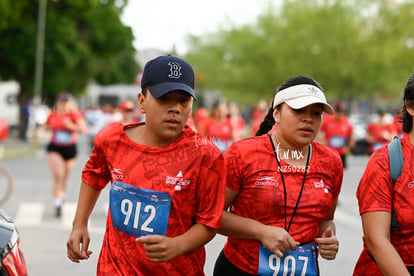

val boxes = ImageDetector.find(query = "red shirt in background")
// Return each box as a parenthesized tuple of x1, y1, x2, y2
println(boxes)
(45, 110, 83, 146)
(321, 116, 353, 156)
(198, 118, 233, 152)
(367, 121, 397, 153)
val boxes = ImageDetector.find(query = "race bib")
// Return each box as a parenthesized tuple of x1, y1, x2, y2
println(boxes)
(329, 136, 346, 148)
(110, 181, 171, 238)
(258, 243, 319, 276)
(54, 130, 72, 145)
(213, 139, 231, 153)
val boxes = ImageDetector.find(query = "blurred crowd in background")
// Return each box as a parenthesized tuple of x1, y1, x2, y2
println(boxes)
(0, 95, 404, 159)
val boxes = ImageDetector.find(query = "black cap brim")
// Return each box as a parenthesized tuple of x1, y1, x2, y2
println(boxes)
(148, 82, 197, 100)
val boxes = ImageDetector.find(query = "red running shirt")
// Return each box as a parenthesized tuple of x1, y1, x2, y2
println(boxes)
(45, 110, 83, 146)
(223, 135, 343, 274)
(354, 134, 414, 275)
(82, 123, 226, 276)
(321, 116, 353, 155)
(199, 118, 233, 152)
(366, 122, 397, 153)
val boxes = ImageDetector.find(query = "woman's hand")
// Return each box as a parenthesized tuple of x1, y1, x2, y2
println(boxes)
(260, 225, 299, 258)
(315, 227, 339, 260)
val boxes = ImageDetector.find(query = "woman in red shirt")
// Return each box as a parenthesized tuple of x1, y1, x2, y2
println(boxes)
(354, 74, 414, 275)
(214, 76, 343, 275)
(43, 92, 87, 217)
(320, 101, 354, 169)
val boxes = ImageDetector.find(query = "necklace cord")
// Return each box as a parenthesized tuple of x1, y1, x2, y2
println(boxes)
(268, 135, 311, 232)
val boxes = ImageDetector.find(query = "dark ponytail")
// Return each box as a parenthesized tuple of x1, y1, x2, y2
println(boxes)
(255, 75, 323, 137)
(255, 106, 275, 136)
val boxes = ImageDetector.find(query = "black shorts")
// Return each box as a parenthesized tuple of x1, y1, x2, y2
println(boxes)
(47, 143, 77, 160)
(340, 154, 347, 169)
(213, 250, 255, 276)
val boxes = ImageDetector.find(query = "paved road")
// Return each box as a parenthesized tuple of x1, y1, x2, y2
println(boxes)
(0, 135, 368, 275)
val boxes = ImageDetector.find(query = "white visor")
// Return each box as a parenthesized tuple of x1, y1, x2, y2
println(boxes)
(273, 84, 334, 115)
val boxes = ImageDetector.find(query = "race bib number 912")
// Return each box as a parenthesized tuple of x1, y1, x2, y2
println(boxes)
(258, 243, 319, 276)
(110, 181, 171, 238)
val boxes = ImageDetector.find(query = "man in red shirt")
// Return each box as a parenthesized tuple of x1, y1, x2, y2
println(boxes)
(320, 101, 354, 168)
(366, 108, 398, 154)
(67, 55, 226, 275)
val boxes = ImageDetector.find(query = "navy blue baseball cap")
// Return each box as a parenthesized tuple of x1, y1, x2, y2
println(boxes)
(57, 92, 72, 102)
(141, 55, 196, 100)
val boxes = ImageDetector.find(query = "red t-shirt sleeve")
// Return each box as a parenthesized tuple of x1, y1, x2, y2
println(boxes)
(223, 142, 243, 192)
(70, 110, 83, 122)
(82, 126, 113, 190)
(195, 152, 226, 228)
(357, 146, 393, 214)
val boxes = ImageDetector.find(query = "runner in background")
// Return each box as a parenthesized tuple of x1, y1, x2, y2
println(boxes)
(365, 107, 398, 154)
(102, 102, 122, 126)
(67, 55, 226, 275)
(117, 100, 138, 125)
(214, 75, 343, 275)
(0, 118, 9, 159)
(43, 92, 87, 217)
(0, 118, 9, 142)
(250, 99, 269, 137)
(320, 100, 354, 169)
(228, 101, 246, 141)
(84, 104, 106, 151)
(193, 106, 209, 131)
(315, 102, 334, 144)
(198, 100, 234, 152)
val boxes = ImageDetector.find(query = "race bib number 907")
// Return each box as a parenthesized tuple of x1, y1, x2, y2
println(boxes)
(110, 181, 171, 238)
(258, 243, 319, 276)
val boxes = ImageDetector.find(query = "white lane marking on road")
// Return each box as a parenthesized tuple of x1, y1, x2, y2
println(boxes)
(15, 202, 44, 226)
(62, 201, 77, 227)
(14, 201, 106, 234)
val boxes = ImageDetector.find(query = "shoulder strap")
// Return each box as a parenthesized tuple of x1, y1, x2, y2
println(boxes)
(387, 136, 403, 231)
(388, 136, 403, 184)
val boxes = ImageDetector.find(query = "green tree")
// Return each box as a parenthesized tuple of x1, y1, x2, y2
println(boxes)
(0, 0, 139, 138)
(185, 0, 414, 108)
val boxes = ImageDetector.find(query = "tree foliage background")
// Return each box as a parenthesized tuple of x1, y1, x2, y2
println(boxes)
(0, 0, 138, 136)
(184, 0, 414, 108)
(1, 0, 414, 136)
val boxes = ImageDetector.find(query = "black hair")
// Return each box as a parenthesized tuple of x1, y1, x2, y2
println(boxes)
(402, 73, 414, 133)
(255, 76, 323, 136)
(212, 100, 222, 110)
